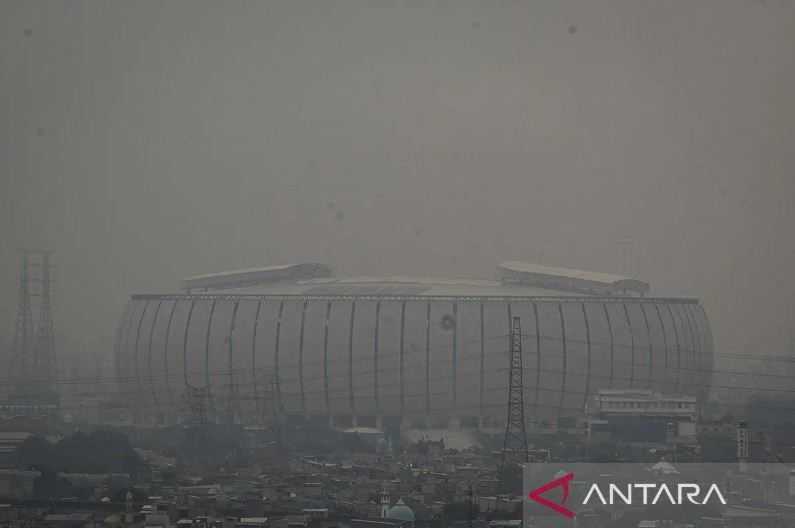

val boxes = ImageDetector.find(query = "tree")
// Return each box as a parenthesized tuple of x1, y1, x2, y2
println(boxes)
(17, 435, 56, 471)
(16, 430, 142, 478)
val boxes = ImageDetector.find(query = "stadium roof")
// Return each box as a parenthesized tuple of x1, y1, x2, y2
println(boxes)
(162, 261, 666, 300)
(194, 275, 579, 297)
(498, 261, 650, 296)
(182, 263, 331, 291)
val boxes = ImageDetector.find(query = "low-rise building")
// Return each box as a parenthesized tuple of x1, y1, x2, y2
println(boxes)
(42, 512, 95, 528)
(0, 468, 40, 499)
(0, 431, 33, 467)
(587, 390, 698, 444)
(237, 518, 268, 528)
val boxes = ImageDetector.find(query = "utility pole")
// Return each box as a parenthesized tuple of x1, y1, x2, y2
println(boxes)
(501, 316, 528, 472)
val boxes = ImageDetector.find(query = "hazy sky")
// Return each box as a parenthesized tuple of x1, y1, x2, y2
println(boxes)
(1, 0, 794, 372)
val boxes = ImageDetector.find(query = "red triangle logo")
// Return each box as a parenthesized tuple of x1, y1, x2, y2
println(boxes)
(528, 472, 575, 519)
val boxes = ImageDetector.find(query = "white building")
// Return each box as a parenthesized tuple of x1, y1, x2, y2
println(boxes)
(590, 390, 697, 421)
(587, 390, 698, 443)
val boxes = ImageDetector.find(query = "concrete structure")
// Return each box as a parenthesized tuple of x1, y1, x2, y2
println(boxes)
(114, 262, 713, 428)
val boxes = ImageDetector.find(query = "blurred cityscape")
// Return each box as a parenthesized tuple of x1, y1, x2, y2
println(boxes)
(2, 259, 795, 527)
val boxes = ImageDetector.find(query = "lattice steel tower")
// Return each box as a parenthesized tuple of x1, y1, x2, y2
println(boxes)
(9, 250, 57, 405)
(34, 252, 56, 394)
(10, 253, 34, 398)
(501, 316, 528, 469)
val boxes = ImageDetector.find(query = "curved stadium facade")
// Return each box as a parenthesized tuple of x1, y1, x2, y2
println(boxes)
(114, 262, 713, 428)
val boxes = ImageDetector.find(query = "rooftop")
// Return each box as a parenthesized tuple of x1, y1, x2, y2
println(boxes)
(182, 263, 332, 291)
(386, 499, 415, 522)
(135, 262, 693, 301)
(498, 261, 650, 295)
